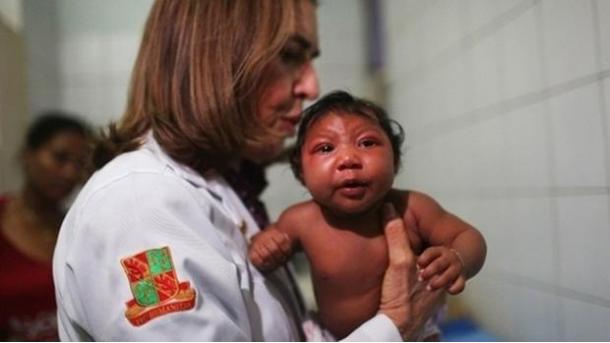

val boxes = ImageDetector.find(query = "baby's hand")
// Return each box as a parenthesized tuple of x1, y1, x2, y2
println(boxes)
(248, 227, 293, 273)
(417, 246, 466, 294)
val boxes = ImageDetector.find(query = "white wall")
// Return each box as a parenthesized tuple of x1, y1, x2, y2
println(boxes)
(23, 0, 61, 117)
(384, 0, 610, 340)
(55, 0, 153, 127)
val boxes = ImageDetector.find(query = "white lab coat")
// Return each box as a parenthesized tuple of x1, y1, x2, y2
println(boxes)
(53, 134, 401, 341)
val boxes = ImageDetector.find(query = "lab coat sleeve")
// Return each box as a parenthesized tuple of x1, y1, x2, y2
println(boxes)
(57, 172, 252, 341)
(341, 314, 402, 342)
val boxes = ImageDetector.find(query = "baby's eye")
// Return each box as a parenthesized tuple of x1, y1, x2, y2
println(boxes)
(359, 138, 379, 148)
(314, 143, 334, 154)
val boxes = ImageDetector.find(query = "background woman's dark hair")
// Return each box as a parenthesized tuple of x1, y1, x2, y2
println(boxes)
(24, 111, 90, 151)
(289, 90, 405, 183)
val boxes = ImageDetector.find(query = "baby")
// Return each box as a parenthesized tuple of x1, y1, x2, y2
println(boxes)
(249, 91, 487, 340)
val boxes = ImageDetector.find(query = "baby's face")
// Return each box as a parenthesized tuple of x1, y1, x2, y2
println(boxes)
(300, 111, 395, 216)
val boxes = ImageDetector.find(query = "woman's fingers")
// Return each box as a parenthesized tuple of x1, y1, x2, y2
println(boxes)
(379, 203, 417, 339)
(382, 203, 415, 264)
(379, 203, 447, 340)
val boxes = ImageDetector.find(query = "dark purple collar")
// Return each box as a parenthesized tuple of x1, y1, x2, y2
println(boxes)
(222, 160, 270, 229)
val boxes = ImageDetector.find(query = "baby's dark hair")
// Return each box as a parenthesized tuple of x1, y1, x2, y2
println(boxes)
(290, 90, 405, 183)
(24, 111, 89, 151)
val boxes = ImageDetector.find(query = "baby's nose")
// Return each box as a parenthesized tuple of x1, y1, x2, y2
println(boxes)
(337, 150, 362, 171)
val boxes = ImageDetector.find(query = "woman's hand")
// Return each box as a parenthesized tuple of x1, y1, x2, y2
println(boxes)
(379, 204, 445, 340)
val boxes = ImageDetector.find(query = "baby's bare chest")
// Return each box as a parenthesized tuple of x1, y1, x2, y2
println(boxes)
(301, 225, 425, 290)
(302, 230, 389, 288)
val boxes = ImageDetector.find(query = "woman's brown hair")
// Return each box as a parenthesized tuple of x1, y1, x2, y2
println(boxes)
(94, 0, 310, 173)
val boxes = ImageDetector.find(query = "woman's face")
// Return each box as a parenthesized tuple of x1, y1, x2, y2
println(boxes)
(249, 0, 320, 162)
(24, 131, 89, 202)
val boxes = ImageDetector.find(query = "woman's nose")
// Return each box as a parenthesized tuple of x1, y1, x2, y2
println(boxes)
(294, 62, 319, 100)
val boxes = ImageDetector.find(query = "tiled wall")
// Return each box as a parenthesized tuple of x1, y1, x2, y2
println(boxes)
(23, 0, 152, 125)
(23, 0, 61, 118)
(55, 0, 153, 127)
(383, 0, 610, 340)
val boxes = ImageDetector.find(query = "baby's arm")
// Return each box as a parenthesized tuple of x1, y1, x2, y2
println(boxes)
(248, 206, 303, 273)
(406, 191, 487, 294)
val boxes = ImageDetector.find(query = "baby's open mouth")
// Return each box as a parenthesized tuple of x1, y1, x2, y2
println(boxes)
(339, 179, 367, 188)
(337, 179, 368, 198)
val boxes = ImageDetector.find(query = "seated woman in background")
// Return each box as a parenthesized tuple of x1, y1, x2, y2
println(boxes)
(0, 113, 90, 341)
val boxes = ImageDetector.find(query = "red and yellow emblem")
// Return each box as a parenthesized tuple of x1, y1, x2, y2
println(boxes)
(120, 246, 196, 326)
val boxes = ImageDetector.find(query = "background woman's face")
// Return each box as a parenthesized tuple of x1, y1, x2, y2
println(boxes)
(24, 131, 89, 202)
(250, 0, 321, 162)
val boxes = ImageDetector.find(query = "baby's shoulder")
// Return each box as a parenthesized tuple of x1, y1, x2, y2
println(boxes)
(388, 188, 437, 210)
(276, 200, 321, 231)
(280, 200, 320, 219)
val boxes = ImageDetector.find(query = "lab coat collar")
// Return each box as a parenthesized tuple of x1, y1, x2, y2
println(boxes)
(141, 131, 216, 188)
(141, 131, 242, 226)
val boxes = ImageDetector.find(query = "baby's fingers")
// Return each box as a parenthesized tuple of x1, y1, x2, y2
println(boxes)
(418, 255, 448, 281)
(270, 232, 292, 256)
(260, 237, 288, 266)
(448, 276, 466, 295)
(427, 264, 461, 291)
(249, 247, 271, 270)
(248, 248, 262, 265)
(417, 247, 443, 269)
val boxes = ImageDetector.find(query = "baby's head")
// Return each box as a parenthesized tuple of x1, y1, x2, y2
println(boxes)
(290, 91, 405, 214)
(290, 90, 404, 184)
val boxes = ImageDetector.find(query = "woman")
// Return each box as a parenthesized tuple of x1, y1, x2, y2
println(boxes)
(53, 0, 444, 340)
(1, 113, 89, 341)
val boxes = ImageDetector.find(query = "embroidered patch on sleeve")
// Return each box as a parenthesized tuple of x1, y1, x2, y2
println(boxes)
(120, 246, 196, 326)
